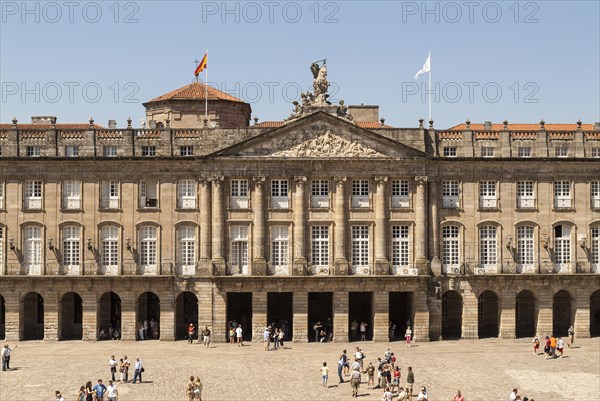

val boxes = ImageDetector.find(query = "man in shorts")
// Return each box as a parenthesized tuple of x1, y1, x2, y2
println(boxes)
(556, 337, 565, 358)
(201, 326, 211, 348)
(350, 369, 361, 397)
(236, 325, 243, 346)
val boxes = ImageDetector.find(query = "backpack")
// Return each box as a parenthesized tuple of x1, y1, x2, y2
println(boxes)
(392, 355, 396, 363)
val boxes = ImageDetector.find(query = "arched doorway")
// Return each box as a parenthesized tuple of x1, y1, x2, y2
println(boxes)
(0, 295, 5, 340)
(98, 292, 121, 340)
(553, 290, 572, 337)
(591, 290, 600, 337)
(175, 292, 198, 340)
(22, 292, 44, 340)
(478, 290, 499, 338)
(60, 292, 83, 340)
(516, 290, 536, 338)
(137, 292, 160, 340)
(442, 290, 462, 339)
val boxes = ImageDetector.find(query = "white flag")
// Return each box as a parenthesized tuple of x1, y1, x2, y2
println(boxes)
(414, 54, 431, 79)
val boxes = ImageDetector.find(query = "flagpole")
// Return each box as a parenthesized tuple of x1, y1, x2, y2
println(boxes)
(205, 49, 208, 120)
(428, 51, 432, 122)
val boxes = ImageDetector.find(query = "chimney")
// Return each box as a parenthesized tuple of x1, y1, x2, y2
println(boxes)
(484, 121, 492, 131)
(108, 120, 117, 129)
(594, 122, 600, 131)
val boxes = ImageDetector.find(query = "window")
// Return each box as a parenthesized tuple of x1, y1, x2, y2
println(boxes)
(101, 226, 119, 271)
(518, 146, 531, 158)
(592, 181, 600, 209)
(24, 226, 42, 273)
(139, 226, 157, 270)
(555, 147, 568, 157)
(311, 226, 329, 268)
(65, 146, 79, 157)
(0, 182, 4, 209)
(442, 225, 460, 273)
(230, 179, 249, 209)
(270, 226, 289, 274)
(442, 180, 460, 208)
(271, 179, 289, 208)
(479, 226, 497, 269)
(62, 226, 80, 272)
(391, 180, 410, 208)
(517, 226, 534, 270)
(62, 180, 81, 209)
(177, 226, 196, 271)
(230, 226, 248, 275)
(141, 146, 156, 156)
(177, 180, 196, 209)
(180, 146, 194, 156)
(351, 226, 369, 271)
(103, 146, 117, 157)
(592, 227, 599, 271)
(516, 181, 535, 209)
(139, 179, 159, 208)
(26, 146, 40, 157)
(554, 225, 571, 271)
(554, 181, 572, 209)
(443, 146, 457, 157)
(592, 148, 600, 158)
(391, 225, 409, 267)
(311, 180, 329, 208)
(479, 181, 497, 209)
(24, 180, 43, 209)
(352, 179, 369, 208)
(481, 147, 494, 157)
(101, 181, 119, 209)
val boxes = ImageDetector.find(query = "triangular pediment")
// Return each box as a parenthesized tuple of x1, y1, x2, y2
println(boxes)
(211, 112, 428, 159)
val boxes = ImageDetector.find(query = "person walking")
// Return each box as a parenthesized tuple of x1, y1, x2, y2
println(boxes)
(320, 362, 329, 389)
(532, 336, 540, 355)
(350, 368, 362, 397)
(77, 386, 86, 401)
(454, 389, 465, 401)
(557, 337, 565, 358)
(337, 353, 345, 383)
(366, 362, 375, 389)
(350, 320, 359, 341)
(406, 366, 415, 398)
(187, 323, 195, 344)
(108, 355, 117, 382)
(201, 326, 211, 348)
(235, 325, 243, 346)
(1, 344, 16, 370)
(122, 356, 130, 383)
(405, 326, 412, 347)
(382, 386, 393, 401)
(106, 381, 118, 401)
(132, 357, 143, 384)
(568, 325, 575, 348)
(550, 335, 557, 358)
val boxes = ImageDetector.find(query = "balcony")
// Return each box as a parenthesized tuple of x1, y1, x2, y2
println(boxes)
(554, 198, 573, 209)
(391, 265, 418, 275)
(479, 198, 498, 209)
(309, 265, 330, 275)
(349, 264, 370, 275)
(516, 197, 535, 209)
(24, 197, 42, 210)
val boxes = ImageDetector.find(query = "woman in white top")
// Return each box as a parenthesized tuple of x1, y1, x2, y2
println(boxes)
(405, 326, 412, 347)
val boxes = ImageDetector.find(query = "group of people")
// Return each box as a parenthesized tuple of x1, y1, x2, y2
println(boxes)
(73, 379, 119, 401)
(532, 325, 575, 359)
(186, 323, 212, 347)
(185, 375, 204, 401)
(350, 320, 369, 341)
(509, 388, 535, 401)
(137, 318, 159, 340)
(313, 319, 334, 342)
(262, 326, 286, 350)
(107, 355, 144, 384)
(98, 325, 121, 341)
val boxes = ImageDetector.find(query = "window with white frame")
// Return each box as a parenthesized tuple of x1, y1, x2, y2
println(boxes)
(230, 226, 248, 274)
(352, 179, 369, 208)
(0, 182, 4, 209)
(139, 226, 157, 269)
(311, 180, 329, 208)
(516, 181, 535, 209)
(101, 225, 119, 269)
(177, 180, 196, 209)
(391, 180, 410, 208)
(391, 225, 410, 267)
(592, 227, 599, 270)
(101, 181, 119, 209)
(139, 179, 159, 208)
(442, 180, 460, 208)
(554, 225, 571, 268)
(555, 147, 569, 157)
(271, 226, 289, 273)
(177, 226, 196, 269)
(481, 147, 494, 157)
(141, 146, 156, 156)
(591, 181, 600, 209)
(351, 226, 369, 268)
(592, 147, 600, 158)
(479, 181, 498, 209)
(230, 179, 249, 209)
(554, 181, 572, 209)
(62, 180, 81, 209)
(311, 226, 329, 267)
(479, 226, 497, 269)
(180, 146, 193, 156)
(103, 146, 117, 157)
(442, 225, 460, 271)
(24, 180, 43, 209)
(62, 226, 80, 270)
(24, 226, 42, 271)
(443, 146, 457, 157)
(271, 179, 289, 208)
(65, 146, 79, 157)
(517, 225, 534, 268)
(26, 146, 40, 157)
(518, 146, 531, 158)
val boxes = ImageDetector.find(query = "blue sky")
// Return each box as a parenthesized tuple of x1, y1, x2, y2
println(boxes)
(1, 0, 599, 128)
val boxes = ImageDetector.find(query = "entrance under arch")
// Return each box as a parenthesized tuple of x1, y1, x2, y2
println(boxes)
(176, 292, 198, 341)
(516, 290, 536, 338)
(22, 292, 44, 340)
(591, 290, 600, 337)
(137, 292, 160, 340)
(98, 292, 121, 340)
(553, 290, 573, 337)
(442, 290, 462, 339)
(478, 290, 499, 338)
(0, 295, 5, 340)
(60, 292, 83, 340)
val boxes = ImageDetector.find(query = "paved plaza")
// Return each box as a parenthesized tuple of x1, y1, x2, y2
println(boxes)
(0, 338, 598, 401)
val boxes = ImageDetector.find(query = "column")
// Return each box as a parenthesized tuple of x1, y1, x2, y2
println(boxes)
(252, 292, 267, 342)
(429, 180, 442, 275)
(210, 176, 226, 275)
(334, 177, 348, 275)
(374, 176, 389, 275)
(196, 280, 213, 335)
(293, 176, 307, 275)
(198, 178, 212, 275)
(81, 294, 97, 341)
(4, 291, 19, 341)
(413, 291, 430, 342)
(333, 292, 349, 342)
(44, 291, 59, 341)
(292, 292, 308, 342)
(461, 283, 478, 340)
(120, 292, 137, 341)
(159, 293, 175, 341)
(373, 291, 389, 341)
(212, 289, 227, 343)
(415, 176, 428, 274)
(427, 291, 442, 341)
(499, 289, 516, 339)
(252, 176, 267, 275)
(536, 289, 552, 336)
(574, 292, 591, 338)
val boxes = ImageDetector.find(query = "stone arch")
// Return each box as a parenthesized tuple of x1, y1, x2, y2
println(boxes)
(175, 291, 198, 340)
(553, 290, 573, 337)
(98, 292, 122, 340)
(516, 290, 536, 338)
(136, 292, 160, 340)
(21, 292, 44, 340)
(478, 290, 499, 338)
(442, 290, 462, 339)
(591, 290, 600, 337)
(59, 292, 83, 340)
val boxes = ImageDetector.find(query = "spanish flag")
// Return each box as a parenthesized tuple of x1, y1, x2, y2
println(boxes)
(194, 52, 207, 76)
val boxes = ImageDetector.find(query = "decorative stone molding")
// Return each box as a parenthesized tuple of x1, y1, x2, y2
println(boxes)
(294, 176, 307, 187)
(334, 176, 347, 187)
(252, 176, 265, 187)
(270, 130, 384, 158)
(375, 176, 388, 186)
(415, 176, 428, 185)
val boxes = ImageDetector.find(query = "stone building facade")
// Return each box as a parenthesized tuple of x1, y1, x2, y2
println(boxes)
(0, 83, 599, 343)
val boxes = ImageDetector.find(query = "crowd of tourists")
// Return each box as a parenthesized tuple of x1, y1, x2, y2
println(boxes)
(509, 388, 535, 401)
(532, 325, 574, 359)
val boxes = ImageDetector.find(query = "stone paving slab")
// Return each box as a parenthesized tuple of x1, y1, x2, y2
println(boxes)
(0, 338, 598, 401)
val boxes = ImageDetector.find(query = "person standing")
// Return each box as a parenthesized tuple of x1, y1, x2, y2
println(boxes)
(337, 353, 345, 383)
(557, 337, 565, 358)
(1, 344, 16, 370)
(201, 326, 211, 348)
(366, 362, 375, 389)
(549, 335, 557, 358)
(406, 366, 415, 398)
(350, 320, 359, 341)
(568, 325, 575, 348)
(54, 390, 65, 401)
(320, 362, 329, 388)
(235, 325, 243, 346)
(77, 386, 86, 401)
(106, 381, 118, 401)
(397, 386, 408, 401)
(187, 323, 195, 344)
(186, 376, 195, 401)
(263, 327, 271, 351)
(92, 379, 107, 401)
(108, 355, 117, 382)
(532, 336, 540, 355)
(350, 368, 361, 397)
(417, 386, 428, 400)
(359, 321, 368, 341)
(405, 326, 412, 347)
(509, 389, 518, 401)
(193, 376, 203, 400)
(389, 322, 396, 341)
(132, 357, 143, 384)
(454, 389, 465, 401)
(122, 356, 130, 383)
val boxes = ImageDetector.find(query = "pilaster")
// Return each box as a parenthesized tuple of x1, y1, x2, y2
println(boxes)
(499, 289, 516, 339)
(252, 176, 267, 275)
(159, 293, 175, 341)
(373, 291, 389, 341)
(374, 177, 389, 275)
(334, 177, 348, 275)
(413, 290, 430, 342)
(293, 176, 308, 275)
(574, 292, 591, 338)
(333, 291, 349, 342)
(536, 290, 552, 336)
(198, 178, 212, 275)
(292, 291, 308, 342)
(210, 176, 226, 275)
(415, 176, 428, 274)
(252, 292, 267, 341)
